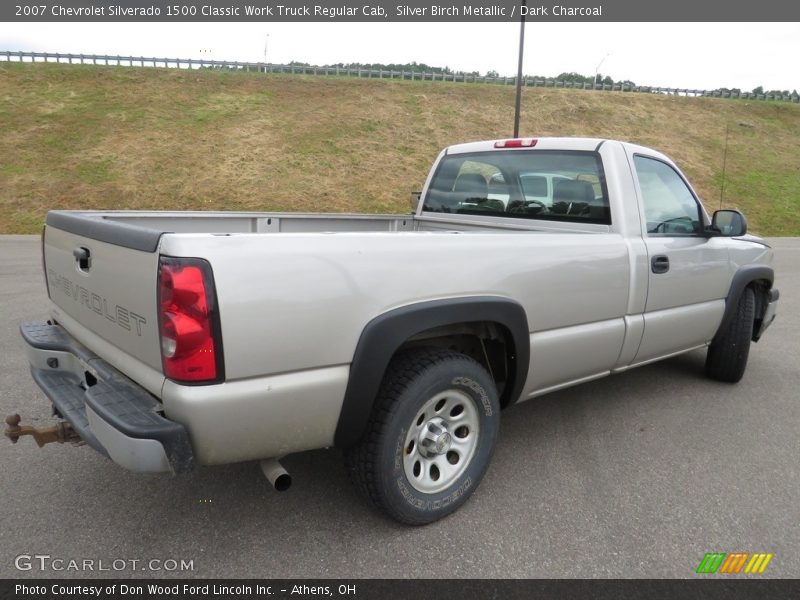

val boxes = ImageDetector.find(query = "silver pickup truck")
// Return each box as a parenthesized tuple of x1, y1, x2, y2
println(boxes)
(7, 137, 779, 524)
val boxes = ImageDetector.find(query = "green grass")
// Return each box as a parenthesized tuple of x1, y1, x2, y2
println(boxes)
(1, 62, 799, 234)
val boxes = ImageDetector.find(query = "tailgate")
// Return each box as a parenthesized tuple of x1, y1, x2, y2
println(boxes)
(43, 212, 164, 381)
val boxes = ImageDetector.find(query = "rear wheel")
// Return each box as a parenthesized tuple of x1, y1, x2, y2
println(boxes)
(345, 348, 500, 525)
(705, 287, 755, 383)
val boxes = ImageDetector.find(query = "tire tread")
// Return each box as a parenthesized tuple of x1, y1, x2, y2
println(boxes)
(706, 287, 755, 383)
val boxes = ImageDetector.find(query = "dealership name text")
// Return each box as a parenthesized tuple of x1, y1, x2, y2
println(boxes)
(16, 584, 354, 597)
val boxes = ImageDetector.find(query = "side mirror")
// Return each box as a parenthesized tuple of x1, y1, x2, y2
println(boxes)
(711, 209, 747, 237)
(410, 191, 422, 214)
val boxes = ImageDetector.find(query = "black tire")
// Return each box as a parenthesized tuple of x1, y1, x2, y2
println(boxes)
(345, 348, 500, 525)
(705, 287, 755, 383)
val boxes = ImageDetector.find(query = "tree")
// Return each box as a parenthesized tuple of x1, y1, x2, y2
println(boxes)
(752, 86, 764, 95)
(556, 72, 592, 84)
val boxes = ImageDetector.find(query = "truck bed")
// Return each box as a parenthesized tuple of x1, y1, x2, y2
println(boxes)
(49, 209, 610, 245)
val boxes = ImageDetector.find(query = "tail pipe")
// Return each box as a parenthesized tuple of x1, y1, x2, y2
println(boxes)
(260, 458, 292, 492)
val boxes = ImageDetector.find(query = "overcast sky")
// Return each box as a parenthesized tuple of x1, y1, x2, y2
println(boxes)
(1, 22, 798, 91)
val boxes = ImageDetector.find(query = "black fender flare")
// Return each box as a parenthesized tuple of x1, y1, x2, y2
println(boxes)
(712, 265, 773, 344)
(334, 296, 530, 448)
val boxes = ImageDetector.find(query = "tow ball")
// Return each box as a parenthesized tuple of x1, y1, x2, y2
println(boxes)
(4, 414, 81, 447)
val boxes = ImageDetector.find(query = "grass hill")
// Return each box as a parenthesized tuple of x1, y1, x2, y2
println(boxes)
(1, 62, 798, 235)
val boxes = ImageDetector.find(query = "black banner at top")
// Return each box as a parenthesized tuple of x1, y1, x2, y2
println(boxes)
(5, 0, 800, 22)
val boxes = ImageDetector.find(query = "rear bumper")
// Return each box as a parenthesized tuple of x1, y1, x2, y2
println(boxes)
(19, 321, 193, 474)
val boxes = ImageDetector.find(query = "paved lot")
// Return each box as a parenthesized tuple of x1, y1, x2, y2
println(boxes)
(1, 235, 798, 579)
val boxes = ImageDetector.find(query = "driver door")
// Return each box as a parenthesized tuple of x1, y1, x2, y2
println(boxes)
(630, 154, 731, 363)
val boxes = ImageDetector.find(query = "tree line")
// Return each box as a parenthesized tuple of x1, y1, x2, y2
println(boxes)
(287, 62, 797, 96)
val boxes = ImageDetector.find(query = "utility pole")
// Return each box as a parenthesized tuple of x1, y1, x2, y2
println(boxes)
(513, 0, 526, 137)
(264, 34, 269, 73)
(594, 53, 610, 90)
(720, 121, 755, 209)
(719, 123, 730, 210)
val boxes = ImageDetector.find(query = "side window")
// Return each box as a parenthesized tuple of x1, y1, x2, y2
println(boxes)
(634, 155, 703, 235)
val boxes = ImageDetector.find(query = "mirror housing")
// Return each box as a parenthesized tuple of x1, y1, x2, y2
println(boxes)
(709, 209, 747, 237)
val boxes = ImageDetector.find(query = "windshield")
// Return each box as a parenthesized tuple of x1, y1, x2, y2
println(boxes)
(423, 150, 610, 225)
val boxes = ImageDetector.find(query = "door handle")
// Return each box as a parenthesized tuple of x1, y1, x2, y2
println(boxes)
(651, 255, 669, 274)
(73, 246, 91, 271)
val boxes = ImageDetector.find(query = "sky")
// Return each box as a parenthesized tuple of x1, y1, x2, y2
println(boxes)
(1, 22, 798, 92)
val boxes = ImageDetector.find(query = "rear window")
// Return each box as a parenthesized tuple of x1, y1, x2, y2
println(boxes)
(422, 150, 610, 225)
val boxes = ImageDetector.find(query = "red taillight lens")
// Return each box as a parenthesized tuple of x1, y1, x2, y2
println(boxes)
(494, 138, 538, 148)
(158, 257, 223, 383)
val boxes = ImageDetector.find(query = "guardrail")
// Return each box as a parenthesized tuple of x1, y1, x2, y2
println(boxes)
(3, 50, 799, 103)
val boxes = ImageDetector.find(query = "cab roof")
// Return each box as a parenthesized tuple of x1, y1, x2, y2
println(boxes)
(444, 137, 673, 165)
(445, 137, 608, 154)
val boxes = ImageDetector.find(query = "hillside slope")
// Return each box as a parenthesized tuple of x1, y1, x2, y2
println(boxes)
(1, 62, 798, 234)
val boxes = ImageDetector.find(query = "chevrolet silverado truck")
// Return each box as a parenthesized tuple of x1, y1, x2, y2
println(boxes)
(6, 137, 779, 524)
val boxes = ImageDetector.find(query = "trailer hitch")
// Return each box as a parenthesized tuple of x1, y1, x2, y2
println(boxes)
(4, 414, 81, 447)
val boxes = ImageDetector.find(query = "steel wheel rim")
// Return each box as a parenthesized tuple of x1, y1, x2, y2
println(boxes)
(403, 389, 480, 494)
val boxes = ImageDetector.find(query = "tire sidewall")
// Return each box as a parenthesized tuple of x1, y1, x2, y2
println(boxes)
(378, 356, 500, 523)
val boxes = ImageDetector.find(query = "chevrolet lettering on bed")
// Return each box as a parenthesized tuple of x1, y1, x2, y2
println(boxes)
(47, 269, 147, 336)
(5, 138, 779, 525)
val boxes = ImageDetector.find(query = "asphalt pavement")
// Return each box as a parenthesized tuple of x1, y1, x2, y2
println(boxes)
(1, 235, 798, 578)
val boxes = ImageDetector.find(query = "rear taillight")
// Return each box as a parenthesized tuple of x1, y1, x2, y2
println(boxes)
(158, 257, 224, 384)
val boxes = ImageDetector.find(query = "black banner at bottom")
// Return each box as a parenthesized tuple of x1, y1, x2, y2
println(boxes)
(3, 579, 800, 600)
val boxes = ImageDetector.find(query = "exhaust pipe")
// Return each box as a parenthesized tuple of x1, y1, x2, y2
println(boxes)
(260, 458, 291, 491)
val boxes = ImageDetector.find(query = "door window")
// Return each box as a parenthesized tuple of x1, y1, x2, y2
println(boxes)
(634, 155, 703, 235)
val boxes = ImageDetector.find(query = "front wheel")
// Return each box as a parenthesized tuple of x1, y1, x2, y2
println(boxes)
(705, 287, 755, 383)
(345, 348, 500, 525)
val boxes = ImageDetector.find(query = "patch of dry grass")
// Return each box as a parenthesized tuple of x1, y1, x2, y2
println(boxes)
(1, 62, 799, 234)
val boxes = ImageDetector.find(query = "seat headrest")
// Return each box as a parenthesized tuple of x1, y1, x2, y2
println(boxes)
(453, 173, 488, 197)
(553, 179, 595, 203)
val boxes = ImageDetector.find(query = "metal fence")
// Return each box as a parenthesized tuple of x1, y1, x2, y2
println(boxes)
(3, 50, 799, 103)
